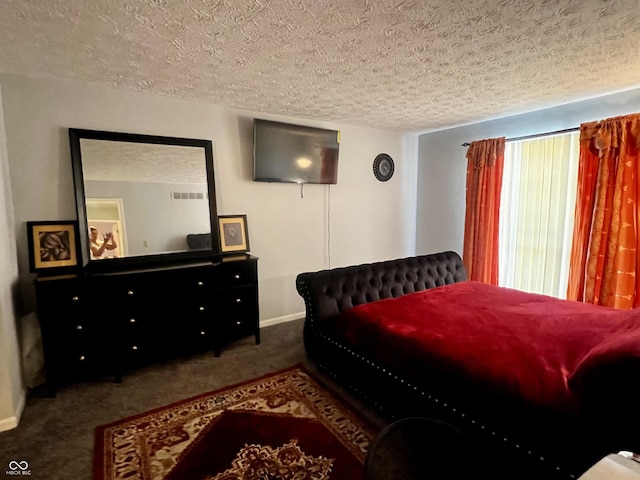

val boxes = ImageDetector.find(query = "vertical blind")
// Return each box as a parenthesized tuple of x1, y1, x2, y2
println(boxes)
(498, 131, 580, 298)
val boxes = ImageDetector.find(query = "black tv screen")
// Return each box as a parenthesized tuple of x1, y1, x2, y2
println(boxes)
(253, 119, 340, 184)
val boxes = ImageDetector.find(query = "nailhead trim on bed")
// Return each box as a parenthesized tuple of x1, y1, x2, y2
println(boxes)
(296, 253, 576, 479)
(309, 332, 574, 478)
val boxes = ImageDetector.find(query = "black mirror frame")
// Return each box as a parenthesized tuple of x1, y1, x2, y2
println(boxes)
(69, 128, 221, 273)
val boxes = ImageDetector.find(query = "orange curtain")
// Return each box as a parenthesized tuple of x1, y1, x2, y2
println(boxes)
(566, 113, 640, 309)
(463, 137, 505, 284)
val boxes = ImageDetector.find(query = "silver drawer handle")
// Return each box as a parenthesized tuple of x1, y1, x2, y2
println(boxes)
(127, 290, 135, 296)
(129, 318, 136, 323)
(76, 325, 83, 330)
(72, 296, 79, 302)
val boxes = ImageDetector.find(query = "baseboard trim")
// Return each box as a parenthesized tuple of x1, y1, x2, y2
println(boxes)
(0, 389, 26, 432)
(260, 312, 304, 328)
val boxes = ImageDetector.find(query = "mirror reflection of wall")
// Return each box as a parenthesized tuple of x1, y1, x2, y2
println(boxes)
(79, 139, 211, 258)
(85, 180, 210, 256)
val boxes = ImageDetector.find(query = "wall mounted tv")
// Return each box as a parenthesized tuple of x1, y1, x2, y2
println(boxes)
(253, 119, 340, 184)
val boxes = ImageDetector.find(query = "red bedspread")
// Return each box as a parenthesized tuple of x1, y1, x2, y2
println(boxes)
(334, 281, 638, 412)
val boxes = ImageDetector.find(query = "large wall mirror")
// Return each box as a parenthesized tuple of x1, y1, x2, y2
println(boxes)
(69, 129, 220, 271)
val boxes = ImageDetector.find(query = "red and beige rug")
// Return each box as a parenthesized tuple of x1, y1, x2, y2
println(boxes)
(93, 365, 377, 480)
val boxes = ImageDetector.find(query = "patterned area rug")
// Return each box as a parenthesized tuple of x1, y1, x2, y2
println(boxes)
(93, 365, 377, 480)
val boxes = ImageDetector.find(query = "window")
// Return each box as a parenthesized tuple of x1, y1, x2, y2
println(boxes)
(498, 132, 580, 298)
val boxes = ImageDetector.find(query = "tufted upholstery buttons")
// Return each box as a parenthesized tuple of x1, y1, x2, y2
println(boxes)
(296, 251, 575, 480)
(296, 251, 467, 331)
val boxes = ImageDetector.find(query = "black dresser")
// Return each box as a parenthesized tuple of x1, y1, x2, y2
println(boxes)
(35, 255, 259, 396)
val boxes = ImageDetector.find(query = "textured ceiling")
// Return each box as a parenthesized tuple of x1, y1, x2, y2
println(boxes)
(0, 0, 639, 132)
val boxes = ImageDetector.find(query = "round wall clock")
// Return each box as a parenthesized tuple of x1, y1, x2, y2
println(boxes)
(373, 153, 395, 182)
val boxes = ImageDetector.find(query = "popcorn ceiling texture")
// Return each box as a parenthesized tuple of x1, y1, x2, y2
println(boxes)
(0, 0, 639, 131)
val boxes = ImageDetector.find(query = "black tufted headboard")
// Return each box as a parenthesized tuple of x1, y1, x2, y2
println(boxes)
(296, 251, 467, 330)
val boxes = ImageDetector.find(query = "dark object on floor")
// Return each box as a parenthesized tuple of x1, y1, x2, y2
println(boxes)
(365, 417, 474, 480)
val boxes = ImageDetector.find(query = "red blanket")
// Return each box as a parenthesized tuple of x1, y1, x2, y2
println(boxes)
(334, 281, 638, 412)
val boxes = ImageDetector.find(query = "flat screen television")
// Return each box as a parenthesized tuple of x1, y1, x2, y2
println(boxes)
(253, 119, 340, 184)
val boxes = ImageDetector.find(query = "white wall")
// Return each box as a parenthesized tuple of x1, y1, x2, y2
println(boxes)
(0, 72, 415, 323)
(0, 73, 416, 428)
(416, 87, 640, 256)
(0, 83, 25, 432)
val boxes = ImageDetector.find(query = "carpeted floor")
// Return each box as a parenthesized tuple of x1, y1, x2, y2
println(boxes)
(0, 318, 386, 480)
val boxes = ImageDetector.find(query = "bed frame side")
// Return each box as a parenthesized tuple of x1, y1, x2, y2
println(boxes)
(294, 251, 640, 478)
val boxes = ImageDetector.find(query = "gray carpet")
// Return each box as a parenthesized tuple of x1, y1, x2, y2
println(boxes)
(0, 318, 385, 480)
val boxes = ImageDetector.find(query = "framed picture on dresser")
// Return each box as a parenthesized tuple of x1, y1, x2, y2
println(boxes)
(218, 215, 249, 254)
(27, 220, 81, 273)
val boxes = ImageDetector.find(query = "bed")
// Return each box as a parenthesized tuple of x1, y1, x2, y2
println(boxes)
(296, 251, 640, 479)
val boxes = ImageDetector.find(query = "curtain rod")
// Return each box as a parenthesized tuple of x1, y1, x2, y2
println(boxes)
(461, 126, 579, 147)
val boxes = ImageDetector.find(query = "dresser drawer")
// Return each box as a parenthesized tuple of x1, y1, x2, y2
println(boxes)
(188, 273, 215, 290)
(217, 260, 257, 287)
(50, 320, 105, 380)
(120, 314, 152, 339)
(110, 281, 155, 306)
(48, 291, 85, 314)
(172, 266, 216, 297)
(182, 317, 215, 351)
(224, 310, 259, 340)
(57, 318, 95, 344)
(56, 343, 100, 371)
(219, 285, 258, 311)
(120, 341, 152, 367)
(35, 276, 85, 321)
(36, 257, 260, 392)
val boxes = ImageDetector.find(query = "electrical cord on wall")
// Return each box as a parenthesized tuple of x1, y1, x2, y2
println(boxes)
(299, 182, 331, 268)
(327, 184, 331, 269)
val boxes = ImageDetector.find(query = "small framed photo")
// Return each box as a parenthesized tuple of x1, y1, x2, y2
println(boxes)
(218, 215, 249, 254)
(27, 221, 80, 273)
